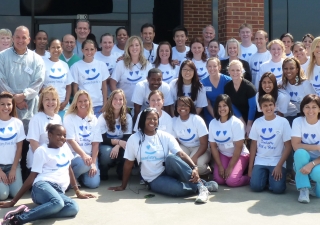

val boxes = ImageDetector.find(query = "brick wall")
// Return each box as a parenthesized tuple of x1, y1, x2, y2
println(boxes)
(218, 0, 264, 44)
(183, 0, 213, 41)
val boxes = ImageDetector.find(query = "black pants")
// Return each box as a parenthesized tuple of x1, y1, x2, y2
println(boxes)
(21, 139, 30, 182)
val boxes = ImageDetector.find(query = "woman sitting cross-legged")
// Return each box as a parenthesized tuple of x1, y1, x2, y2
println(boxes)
(109, 107, 218, 203)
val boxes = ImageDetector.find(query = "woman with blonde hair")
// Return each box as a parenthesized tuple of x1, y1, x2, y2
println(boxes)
(306, 37, 320, 96)
(98, 89, 133, 180)
(0, 28, 12, 51)
(220, 38, 252, 82)
(63, 90, 102, 188)
(110, 36, 153, 112)
(26, 86, 62, 173)
(255, 39, 286, 88)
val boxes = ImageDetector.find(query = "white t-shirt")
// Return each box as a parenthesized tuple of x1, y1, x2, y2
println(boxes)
(256, 59, 284, 89)
(32, 143, 74, 193)
(144, 43, 158, 64)
(63, 114, 102, 155)
(205, 44, 226, 59)
(43, 58, 73, 102)
(291, 117, 320, 159)
(172, 46, 190, 65)
(155, 63, 180, 84)
(131, 80, 173, 110)
(249, 115, 291, 167)
(124, 130, 181, 182)
(111, 45, 124, 57)
(208, 116, 249, 157)
(34, 50, 50, 59)
(26, 112, 62, 168)
(279, 80, 316, 113)
(97, 113, 132, 138)
(300, 57, 310, 74)
(94, 51, 118, 75)
(240, 44, 258, 62)
(172, 114, 208, 148)
(249, 51, 272, 86)
(255, 91, 290, 114)
(192, 59, 209, 80)
(169, 78, 208, 108)
(71, 59, 110, 107)
(286, 52, 293, 58)
(111, 61, 153, 108)
(0, 118, 26, 165)
(133, 110, 174, 135)
(308, 65, 320, 96)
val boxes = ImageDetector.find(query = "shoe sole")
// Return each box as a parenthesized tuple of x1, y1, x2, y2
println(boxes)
(298, 199, 310, 204)
(195, 198, 208, 203)
(4, 205, 29, 220)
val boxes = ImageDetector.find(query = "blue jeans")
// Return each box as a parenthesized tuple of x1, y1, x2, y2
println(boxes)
(99, 145, 125, 178)
(294, 149, 320, 197)
(0, 164, 23, 200)
(148, 154, 207, 197)
(93, 105, 103, 118)
(250, 165, 286, 194)
(16, 181, 79, 224)
(71, 155, 100, 189)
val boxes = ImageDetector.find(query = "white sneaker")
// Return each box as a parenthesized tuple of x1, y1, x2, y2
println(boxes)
(195, 185, 209, 203)
(298, 188, 310, 203)
(205, 181, 219, 192)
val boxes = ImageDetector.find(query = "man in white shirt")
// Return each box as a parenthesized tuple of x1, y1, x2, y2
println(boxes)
(141, 23, 158, 63)
(202, 25, 225, 59)
(239, 23, 257, 62)
(172, 26, 189, 65)
(73, 19, 90, 58)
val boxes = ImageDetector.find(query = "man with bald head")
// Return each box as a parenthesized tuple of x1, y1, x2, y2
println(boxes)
(202, 25, 225, 59)
(60, 34, 81, 68)
(0, 25, 45, 180)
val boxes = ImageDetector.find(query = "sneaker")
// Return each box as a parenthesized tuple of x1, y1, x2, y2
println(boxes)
(4, 205, 29, 220)
(298, 188, 310, 203)
(195, 185, 209, 203)
(205, 181, 219, 192)
(309, 185, 316, 197)
(140, 179, 145, 185)
(1, 216, 22, 225)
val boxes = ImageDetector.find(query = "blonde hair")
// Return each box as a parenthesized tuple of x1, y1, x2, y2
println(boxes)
(255, 30, 268, 39)
(102, 89, 128, 133)
(228, 60, 244, 78)
(239, 23, 253, 32)
(267, 39, 286, 59)
(306, 36, 320, 80)
(123, 36, 148, 70)
(0, 28, 12, 37)
(225, 38, 241, 58)
(38, 86, 60, 114)
(66, 90, 94, 119)
(206, 57, 221, 66)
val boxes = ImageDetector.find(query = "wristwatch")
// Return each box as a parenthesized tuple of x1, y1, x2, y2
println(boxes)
(191, 165, 198, 170)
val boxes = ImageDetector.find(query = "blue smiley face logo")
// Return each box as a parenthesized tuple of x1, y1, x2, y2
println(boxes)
(145, 144, 157, 154)
(56, 153, 70, 168)
(302, 133, 319, 145)
(127, 71, 143, 82)
(197, 68, 207, 78)
(313, 75, 320, 87)
(106, 125, 121, 138)
(79, 125, 91, 138)
(0, 127, 17, 141)
(214, 130, 231, 143)
(162, 71, 173, 82)
(49, 68, 66, 79)
(84, 68, 100, 80)
(179, 128, 196, 142)
(260, 128, 276, 140)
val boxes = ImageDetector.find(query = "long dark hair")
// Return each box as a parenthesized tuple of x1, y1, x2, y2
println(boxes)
(214, 94, 233, 120)
(0, 92, 17, 118)
(176, 60, 203, 101)
(186, 37, 207, 62)
(153, 41, 175, 69)
(280, 57, 306, 88)
(258, 72, 278, 102)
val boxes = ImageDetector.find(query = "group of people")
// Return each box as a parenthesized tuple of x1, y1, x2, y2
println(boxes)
(0, 19, 319, 224)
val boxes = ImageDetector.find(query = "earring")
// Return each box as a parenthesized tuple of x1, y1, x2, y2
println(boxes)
(295, 75, 299, 85)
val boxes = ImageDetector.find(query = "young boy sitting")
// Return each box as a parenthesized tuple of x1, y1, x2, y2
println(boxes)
(248, 94, 292, 193)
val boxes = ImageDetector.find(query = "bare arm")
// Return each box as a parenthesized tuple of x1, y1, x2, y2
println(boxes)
(196, 107, 203, 115)
(248, 140, 257, 177)
(73, 83, 79, 96)
(108, 159, 135, 191)
(102, 80, 107, 106)
(291, 137, 319, 151)
(133, 103, 142, 124)
(176, 151, 200, 183)
(163, 105, 172, 116)
(7, 141, 23, 184)
(67, 139, 92, 166)
(109, 78, 118, 92)
(29, 140, 40, 152)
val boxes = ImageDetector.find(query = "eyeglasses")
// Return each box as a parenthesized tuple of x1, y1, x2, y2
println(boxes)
(182, 69, 194, 73)
(143, 107, 158, 113)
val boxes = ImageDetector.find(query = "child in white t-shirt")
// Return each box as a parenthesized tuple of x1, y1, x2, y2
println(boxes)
(0, 124, 95, 224)
(0, 92, 25, 200)
(248, 94, 292, 194)
(209, 94, 250, 187)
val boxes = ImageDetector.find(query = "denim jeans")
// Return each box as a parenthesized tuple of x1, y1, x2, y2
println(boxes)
(71, 155, 100, 189)
(93, 105, 103, 118)
(148, 154, 207, 197)
(16, 181, 79, 224)
(250, 164, 286, 194)
(0, 164, 23, 200)
(294, 149, 320, 197)
(99, 144, 125, 178)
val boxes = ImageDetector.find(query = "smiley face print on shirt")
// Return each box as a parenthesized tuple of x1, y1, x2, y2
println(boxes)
(0, 126, 17, 142)
(178, 128, 196, 142)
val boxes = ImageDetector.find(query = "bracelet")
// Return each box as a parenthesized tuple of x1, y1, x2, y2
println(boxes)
(11, 199, 17, 204)
(191, 165, 198, 170)
(312, 161, 316, 166)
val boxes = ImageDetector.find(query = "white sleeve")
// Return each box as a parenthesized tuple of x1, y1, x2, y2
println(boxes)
(218, 44, 226, 59)
(162, 83, 174, 106)
(100, 61, 110, 81)
(166, 133, 181, 154)
(249, 120, 259, 141)
(26, 116, 41, 142)
(291, 118, 302, 138)
(208, 120, 216, 142)
(195, 115, 208, 137)
(97, 114, 107, 134)
(16, 120, 26, 142)
(196, 87, 208, 108)
(70, 64, 79, 84)
(277, 92, 290, 114)
(131, 82, 145, 105)
(66, 69, 74, 85)
(231, 118, 245, 141)
(31, 146, 47, 173)
(133, 112, 141, 132)
(124, 134, 138, 161)
(63, 115, 76, 140)
(91, 118, 103, 142)
(169, 80, 177, 102)
(282, 119, 292, 142)
(303, 80, 316, 95)
(125, 114, 133, 134)
(110, 61, 124, 82)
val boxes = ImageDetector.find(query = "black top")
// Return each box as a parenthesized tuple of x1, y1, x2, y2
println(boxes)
(224, 78, 256, 123)
(220, 58, 252, 82)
